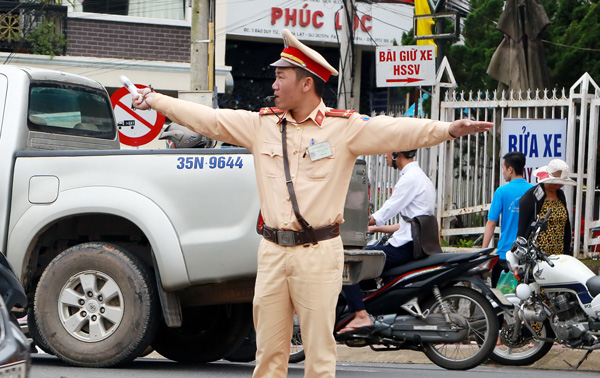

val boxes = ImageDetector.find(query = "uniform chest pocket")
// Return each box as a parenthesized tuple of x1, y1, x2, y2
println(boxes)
(304, 145, 335, 180)
(259, 142, 284, 178)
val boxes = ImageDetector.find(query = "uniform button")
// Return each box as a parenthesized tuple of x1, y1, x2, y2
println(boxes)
(287, 197, 291, 201)
(291, 174, 295, 179)
(293, 151, 298, 155)
(296, 127, 301, 131)
(284, 222, 289, 226)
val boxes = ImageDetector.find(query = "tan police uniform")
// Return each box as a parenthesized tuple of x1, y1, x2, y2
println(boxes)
(149, 29, 456, 378)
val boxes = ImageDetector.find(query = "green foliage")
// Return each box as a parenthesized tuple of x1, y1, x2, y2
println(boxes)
(25, 21, 67, 57)
(401, 28, 416, 46)
(456, 238, 475, 248)
(542, 0, 600, 89)
(444, 0, 600, 92)
(25, 0, 66, 4)
(445, 0, 504, 92)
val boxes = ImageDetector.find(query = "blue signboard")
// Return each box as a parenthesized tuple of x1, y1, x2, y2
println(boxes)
(501, 119, 567, 184)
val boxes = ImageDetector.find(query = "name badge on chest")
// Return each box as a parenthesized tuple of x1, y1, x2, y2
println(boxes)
(308, 141, 333, 161)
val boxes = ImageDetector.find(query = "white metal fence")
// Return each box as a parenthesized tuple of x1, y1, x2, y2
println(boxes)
(366, 58, 600, 257)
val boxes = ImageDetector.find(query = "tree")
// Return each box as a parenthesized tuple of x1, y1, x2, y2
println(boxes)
(26, 20, 67, 57)
(446, 0, 505, 93)
(439, 0, 600, 92)
(401, 0, 505, 93)
(542, 0, 600, 90)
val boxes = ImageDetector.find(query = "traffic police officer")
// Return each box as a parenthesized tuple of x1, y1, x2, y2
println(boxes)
(133, 29, 492, 378)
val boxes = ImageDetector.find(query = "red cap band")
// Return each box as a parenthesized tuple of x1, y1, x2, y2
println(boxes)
(280, 46, 331, 82)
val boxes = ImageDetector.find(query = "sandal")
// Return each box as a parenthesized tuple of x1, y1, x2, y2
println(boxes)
(335, 315, 375, 342)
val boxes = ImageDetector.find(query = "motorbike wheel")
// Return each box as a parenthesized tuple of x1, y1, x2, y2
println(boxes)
(152, 303, 252, 363)
(289, 313, 305, 363)
(490, 319, 553, 365)
(34, 242, 159, 367)
(422, 286, 499, 370)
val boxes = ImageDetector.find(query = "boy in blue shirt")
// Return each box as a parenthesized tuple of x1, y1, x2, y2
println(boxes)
(483, 151, 532, 286)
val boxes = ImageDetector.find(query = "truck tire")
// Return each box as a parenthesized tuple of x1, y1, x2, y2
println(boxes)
(26, 308, 53, 354)
(225, 327, 257, 363)
(34, 242, 159, 367)
(152, 303, 252, 363)
(227, 313, 304, 364)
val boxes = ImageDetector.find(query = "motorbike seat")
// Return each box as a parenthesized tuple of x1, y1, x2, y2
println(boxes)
(380, 251, 485, 279)
(586, 275, 600, 298)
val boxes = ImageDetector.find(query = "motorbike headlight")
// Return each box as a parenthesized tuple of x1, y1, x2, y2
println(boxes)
(515, 283, 532, 301)
(514, 245, 527, 261)
(514, 236, 527, 248)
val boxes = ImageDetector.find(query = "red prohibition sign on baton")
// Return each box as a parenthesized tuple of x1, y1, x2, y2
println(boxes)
(110, 84, 166, 147)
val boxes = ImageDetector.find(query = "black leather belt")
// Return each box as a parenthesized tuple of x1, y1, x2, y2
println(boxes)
(262, 224, 340, 247)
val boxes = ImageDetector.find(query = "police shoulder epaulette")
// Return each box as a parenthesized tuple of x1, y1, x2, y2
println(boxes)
(259, 107, 284, 116)
(325, 109, 355, 118)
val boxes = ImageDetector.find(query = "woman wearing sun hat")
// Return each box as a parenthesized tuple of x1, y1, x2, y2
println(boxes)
(517, 159, 576, 255)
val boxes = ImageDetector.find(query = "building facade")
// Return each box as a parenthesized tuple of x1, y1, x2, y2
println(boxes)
(0, 0, 416, 146)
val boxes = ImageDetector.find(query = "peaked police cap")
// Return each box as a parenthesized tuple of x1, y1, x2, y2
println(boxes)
(270, 29, 338, 82)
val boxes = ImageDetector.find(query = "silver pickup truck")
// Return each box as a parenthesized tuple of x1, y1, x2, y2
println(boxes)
(0, 66, 383, 367)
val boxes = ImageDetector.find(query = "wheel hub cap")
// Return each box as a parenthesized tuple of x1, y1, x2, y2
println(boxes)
(58, 270, 124, 343)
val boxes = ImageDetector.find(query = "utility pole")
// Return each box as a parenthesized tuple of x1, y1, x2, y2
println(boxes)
(182, 0, 214, 107)
(337, 0, 355, 110)
(435, 0, 445, 71)
(191, 0, 209, 91)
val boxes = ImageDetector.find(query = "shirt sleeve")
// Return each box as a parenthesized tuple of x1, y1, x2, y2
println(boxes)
(151, 93, 259, 150)
(344, 113, 454, 156)
(372, 175, 416, 226)
(487, 188, 503, 223)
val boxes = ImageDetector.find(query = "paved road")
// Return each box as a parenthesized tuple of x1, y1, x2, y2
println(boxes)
(30, 354, 599, 378)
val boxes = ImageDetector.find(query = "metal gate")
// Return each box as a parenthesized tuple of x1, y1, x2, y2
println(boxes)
(583, 97, 600, 257)
(366, 57, 600, 256)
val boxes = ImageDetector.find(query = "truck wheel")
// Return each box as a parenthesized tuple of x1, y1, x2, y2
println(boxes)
(225, 327, 257, 363)
(34, 242, 159, 367)
(152, 303, 252, 363)
(226, 314, 305, 364)
(26, 308, 53, 354)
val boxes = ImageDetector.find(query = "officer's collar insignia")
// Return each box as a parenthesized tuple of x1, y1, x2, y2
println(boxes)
(315, 110, 324, 126)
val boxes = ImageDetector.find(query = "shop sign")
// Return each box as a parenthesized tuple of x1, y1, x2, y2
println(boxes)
(226, 0, 414, 46)
(502, 119, 567, 184)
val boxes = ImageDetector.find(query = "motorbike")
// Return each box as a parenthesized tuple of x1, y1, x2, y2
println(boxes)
(0, 253, 31, 376)
(228, 246, 506, 370)
(490, 209, 600, 368)
(333, 245, 507, 370)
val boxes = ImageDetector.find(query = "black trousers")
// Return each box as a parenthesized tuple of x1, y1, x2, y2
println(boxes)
(342, 242, 414, 312)
(491, 258, 510, 288)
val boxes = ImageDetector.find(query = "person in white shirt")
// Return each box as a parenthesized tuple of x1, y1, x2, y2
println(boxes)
(335, 149, 436, 339)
